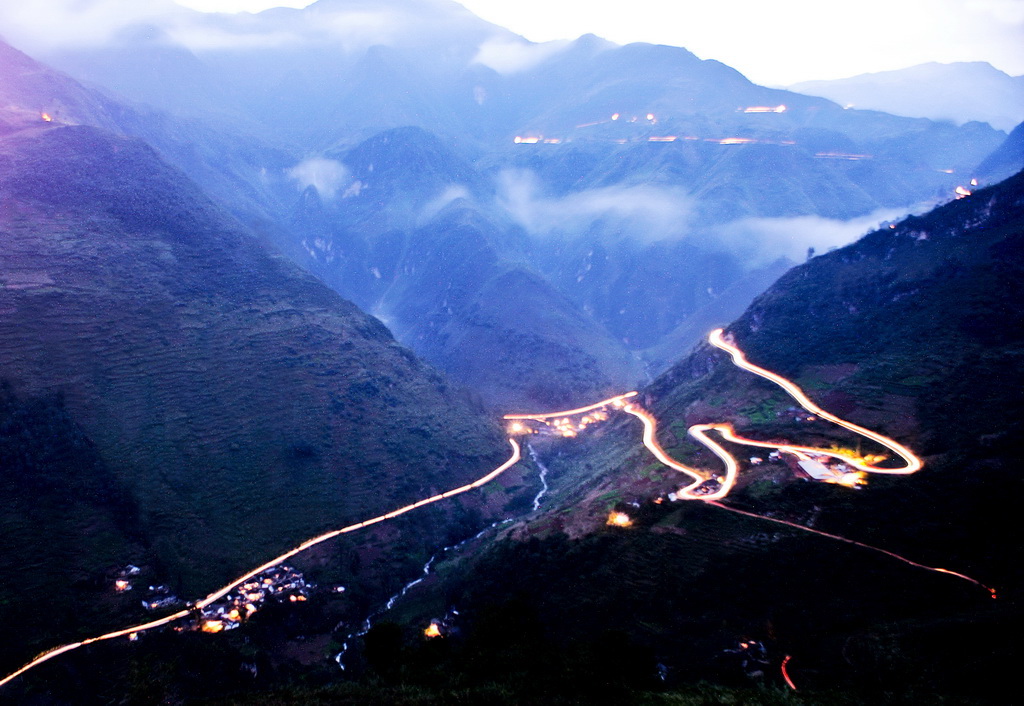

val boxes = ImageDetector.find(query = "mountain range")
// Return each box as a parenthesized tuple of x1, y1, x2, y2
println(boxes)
(357, 158, 1024, 706)
(789, 61, 1024, 132)
(0, 0, 1022, 701)
(3, 0, 1015, 408)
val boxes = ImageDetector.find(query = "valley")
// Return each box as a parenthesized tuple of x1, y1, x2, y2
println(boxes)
(0, 0, 1021, 702)
(1, 326, 993, 692)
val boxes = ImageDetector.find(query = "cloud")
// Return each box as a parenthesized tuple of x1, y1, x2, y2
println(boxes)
(710, 208, 912, 266)
(0, 0, 182, 51)
(164, 26, 303, 50)
(0, 0, 505, 57)
(472, 38, 570, 74)
(497, 169, 915, 265)
(286, 158, 350, 199)
(419, 185, 472, 224)
(497, 169, 693, 243)
(160, 9, 402, 53)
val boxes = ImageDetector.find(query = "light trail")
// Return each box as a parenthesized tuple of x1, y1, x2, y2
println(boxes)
(508, 329, 984, 596)
(616, 328, 920, 505)
(780, 655, 797, 690)
(706, 501, 997, 598)
(503, 391, 637, 421)
(614, 329, 989, 594)
(0, 329, 987, 689)
(707, 328, 922, 474)
(0, 439, 521, 690)
(620, 404, 705, 493)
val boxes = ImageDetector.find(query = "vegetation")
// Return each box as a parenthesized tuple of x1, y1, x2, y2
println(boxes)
(0, 126, 521, 679)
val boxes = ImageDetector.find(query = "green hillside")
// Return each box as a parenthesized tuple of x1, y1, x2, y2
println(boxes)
(0, 123, 522, 678)
(358, 170, 1024, 704)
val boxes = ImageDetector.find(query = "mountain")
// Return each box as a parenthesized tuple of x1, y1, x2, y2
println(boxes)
(37, 0, 518, 147)
(0, 3, 1019, 701)
(4, 21, 1010, 411)
(0, 384, 147, 678)
(977, 120, 1024, 185)
(789, 62, 1024, 132)
(0, 121, 524, 675)
(0, 36, 301, 241)
(283, 126, 645, 407)
(355, 168, 1024, 703)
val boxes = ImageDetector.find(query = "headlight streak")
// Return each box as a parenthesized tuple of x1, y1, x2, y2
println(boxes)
(781, 654, 797, 690)
(503, 391, 638, 421)
(706, 328, 922, 475)
(706, 500, 996, 598)
(515, 329, 989, 597)
(1, 327, 994, 689)
(0, 440, 521, 689)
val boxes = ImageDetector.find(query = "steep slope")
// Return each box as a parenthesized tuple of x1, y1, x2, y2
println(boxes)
(373, 170, 1024, 703)
(4, 13, 1008, 416)
(0, 36, 288, 217)
(288, 126, 644, 408)
(789, 62, 1024, 132)
(0, 385, 147, 675)
(0, 122, 517, 668)
(977, 120, 1024, 185)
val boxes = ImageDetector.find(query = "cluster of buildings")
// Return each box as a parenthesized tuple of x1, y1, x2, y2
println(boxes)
(790, 455, 867, 488)
(142, 584, 180, 612)
(509, 407, 613, 439)
(196, 565, 312, 634)
(112, 564, 141, 593)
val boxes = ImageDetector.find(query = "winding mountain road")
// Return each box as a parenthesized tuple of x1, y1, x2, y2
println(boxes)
(0, 327, 990, 690)
(0, 440, 521, 689)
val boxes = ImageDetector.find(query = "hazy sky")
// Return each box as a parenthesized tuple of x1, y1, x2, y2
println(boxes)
(176, 0, 1024, 84)
(4, 0, 1022, 85)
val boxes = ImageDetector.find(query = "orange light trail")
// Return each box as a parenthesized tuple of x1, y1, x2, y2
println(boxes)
(503, 392, 637, 421)
(780, 655, 797, 690)
(619, 404, 704, 489)
(1, 329, 990, 688)
(607, 330, 986, 596)
(706, 328, 922, 475)
(620, 327, 920, 501)
(0, 440, 521, 689)
(706, 500, 996, 597)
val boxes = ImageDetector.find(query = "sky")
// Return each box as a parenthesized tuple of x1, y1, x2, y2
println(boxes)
(171, 0, 1024, 85)
(2, 0, 1021, 85)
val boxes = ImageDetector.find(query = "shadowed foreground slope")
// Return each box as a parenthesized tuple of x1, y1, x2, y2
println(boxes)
(0, 123, 511, 671)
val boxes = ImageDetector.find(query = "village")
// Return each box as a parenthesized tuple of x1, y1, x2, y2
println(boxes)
(113, 563, 328, 636)
(194, 564, 314, 634)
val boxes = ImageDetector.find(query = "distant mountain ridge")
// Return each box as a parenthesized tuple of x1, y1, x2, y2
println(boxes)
(2, 11, 1010, 407)
(977, 120, 1024, 184)
(789, 62, 1024, 132)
